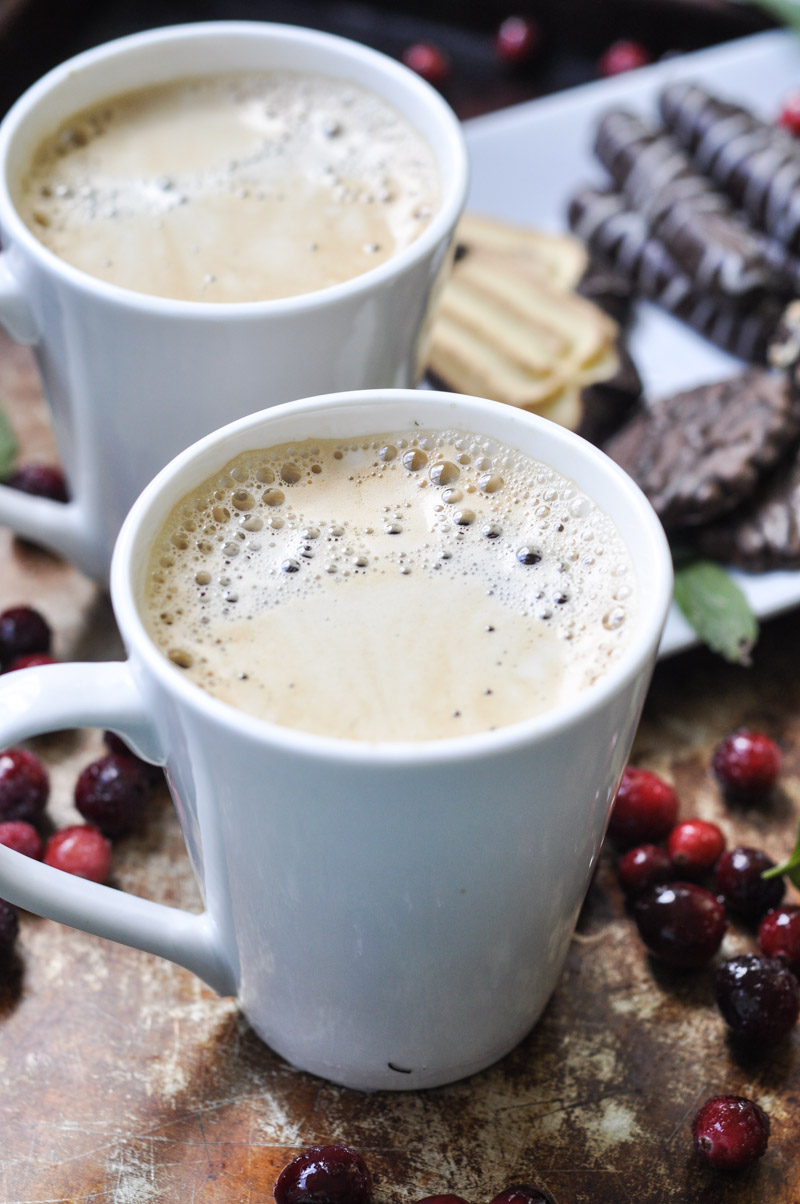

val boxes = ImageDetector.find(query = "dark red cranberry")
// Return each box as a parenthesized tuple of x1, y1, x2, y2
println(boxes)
(715, 846, 785, 922)
(0, 820, 43, 859)
(633, 881, 727, 967)
(606, 766, 679, 848)
(44, 825, 112, 883)
(494, 17, 541, 66)
(401, 43, 450, 87)
(778, 90, 800, 136)
(274, 1145, 372, 1204)
(667, 819, 725, 880)
(714, 953, 800, 1044)
(103, 730, 162, 787)
(616, 843, 673, 897)
(692, 1095, 770, 1171)
(0, 748, 49, 823)
(416, 1197, 470, 1204)
(5, 652, 57, 672)
(489, 1187, 556, 1204)
(759, 905, 800, 975)
(598, 40, 651, 78)
(0, 605, 52, 668)
(711, 730, 781, 800)
(6, 463, 68, 502)
(74, 753, 152, 838)
(0, 898, 19, 959)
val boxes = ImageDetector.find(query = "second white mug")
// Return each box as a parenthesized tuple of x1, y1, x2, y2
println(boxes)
(0, 21, 468, 581)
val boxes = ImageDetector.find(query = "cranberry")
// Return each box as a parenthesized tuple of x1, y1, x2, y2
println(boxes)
(667, 819, 725, 880)
(103, 730, 162, 787)
(711, 730, 781, 800)
(494, 17, 541, 66)
(5, 652, 57, 672)
(0, 820, 42, 859)
(778, 90, 800, 136)
(44, 825, 112, 883)
(489, 1188, 556, 1204)
(616, 844, 673, 897)
(692, 1095, 770, 1171)
(7, 463, 68, 502)
(0, 605, 52, 668)
(0, 897, 19, 958)
(0, 748, 49, 823)
(759, 905, 800, 975)
(714, 953, 800, 1044)
(274, 1145, 372, 1204)
(633, 881, 727, 967)
(598, 40, 651, 78)
(401, 43, 450, 87)
(606, 766, 679, 848)
(74, 753, 152, 838)
(715, 846, 785, 922)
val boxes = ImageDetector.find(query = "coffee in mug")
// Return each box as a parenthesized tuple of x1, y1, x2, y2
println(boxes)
(17, 71, 440, 303)
(143, 427, 635, 741)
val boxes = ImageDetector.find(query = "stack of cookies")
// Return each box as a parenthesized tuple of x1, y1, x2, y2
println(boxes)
(426, 212, 642, 446)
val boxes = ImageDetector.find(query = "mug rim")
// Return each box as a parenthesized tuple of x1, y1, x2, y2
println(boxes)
(0, 20, 469, 317)
(111, 388, 673, 766)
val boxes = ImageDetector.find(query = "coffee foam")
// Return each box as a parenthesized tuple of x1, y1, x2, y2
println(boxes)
(16, 72, 439, 302)
(143, 430, 636, 741)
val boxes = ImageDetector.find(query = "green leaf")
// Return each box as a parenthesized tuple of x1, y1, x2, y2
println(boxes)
(763, 819, 800, 890)
(746, 0, 800, 35)
(673, 559, 759, 665)
(0, 408, 17, 481)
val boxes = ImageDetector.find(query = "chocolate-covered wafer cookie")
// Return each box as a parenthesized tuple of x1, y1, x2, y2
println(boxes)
(660, 81, 800, 255)
(568, 187, 783, 362)
(692, 446, 800, 572)
(603, 368, 800, 529)
(594, 109, 777, 298)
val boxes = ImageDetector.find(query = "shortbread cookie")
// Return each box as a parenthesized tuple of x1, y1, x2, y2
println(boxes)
(603, 368, 800, 529)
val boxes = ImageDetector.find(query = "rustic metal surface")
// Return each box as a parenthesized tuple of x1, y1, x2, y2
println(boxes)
(0, 331, 797, 1204)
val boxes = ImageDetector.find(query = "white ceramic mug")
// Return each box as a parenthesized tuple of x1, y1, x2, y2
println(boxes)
(0, 22, 468, 583)
(0, 389, 672, 1091)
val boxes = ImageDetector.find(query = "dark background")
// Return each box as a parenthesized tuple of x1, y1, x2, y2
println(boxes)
(0, 0, 778, 121)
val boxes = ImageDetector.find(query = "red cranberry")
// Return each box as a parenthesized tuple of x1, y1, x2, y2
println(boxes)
(711, 730, 781, 800)
(5, 652, 57, 672)
(598, 40, 651, 78)
(7, 463, 68, 502)
(606, 766, 679, 848)
(692, 1095, 770, 1171)
(667, 819, 725, 880)
(759, 905, 800, 975)
(0, 897, 19, 958)
(715, 846, 785, 922)
(0, 748, 49, 823)
(401, 43, 450, 87)
(103, 730, 162, 787)
(633, 881, 727, 967)
(0, 605, 52, 668)
(274, 1145, 372, 1204)
(616, 844, 673, 897)
(714, 953, 800, 1044)
(0, 820, 42, 859)
(778, 90, 800, 136)
(44, 825, 112, 883)
(489, 1188, 556, 1204)
(74, 753, 152, 838)
(494, 17, 541, 66)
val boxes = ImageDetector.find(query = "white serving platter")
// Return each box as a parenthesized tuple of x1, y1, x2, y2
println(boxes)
(463, 27, 800, 656)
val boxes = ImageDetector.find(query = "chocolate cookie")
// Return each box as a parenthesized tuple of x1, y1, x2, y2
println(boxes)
(692, 446, 800, 572)
(603, 368, 800, 529)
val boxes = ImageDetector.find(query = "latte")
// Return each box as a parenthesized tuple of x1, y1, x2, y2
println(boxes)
(16, 71, 440, 302)
(142, 428, 636, 742)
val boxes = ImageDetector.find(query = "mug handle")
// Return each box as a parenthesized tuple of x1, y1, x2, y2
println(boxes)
(0, 660, 236, 996)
